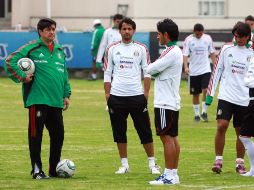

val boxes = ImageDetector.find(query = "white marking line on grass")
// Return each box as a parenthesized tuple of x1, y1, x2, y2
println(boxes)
(181, 184, 254, 189)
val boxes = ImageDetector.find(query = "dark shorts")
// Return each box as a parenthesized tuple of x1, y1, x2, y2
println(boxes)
(154, 108, 179, 137)
(189, 72, 211, 95)
(216, 99, 247, 127)
(107, 94, 153, 144)
(240, 100, 254, 136)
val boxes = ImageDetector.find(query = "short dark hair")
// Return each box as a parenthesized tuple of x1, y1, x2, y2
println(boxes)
(194, 23, 204, 31)
(157, 18, 179, 41)
(232, 21, 251, 39)
(245, 15, 254, 22)
(119, 17, 136, 30)
(37, 18, 56, 36)
(113, 14, 123, 21)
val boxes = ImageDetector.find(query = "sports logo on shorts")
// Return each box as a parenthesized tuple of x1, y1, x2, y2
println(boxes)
(0, 43, 8, 60)
(62, 44, 73, 61)
(109, 108, 114, 114)
(36, 111, 42, 117)
(217, 109, 222, 116)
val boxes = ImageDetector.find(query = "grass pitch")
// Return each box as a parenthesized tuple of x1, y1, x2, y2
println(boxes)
(0, 78, 254, 190)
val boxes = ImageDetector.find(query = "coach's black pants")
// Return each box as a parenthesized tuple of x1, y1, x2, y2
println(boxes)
(28, 105, 64, 176)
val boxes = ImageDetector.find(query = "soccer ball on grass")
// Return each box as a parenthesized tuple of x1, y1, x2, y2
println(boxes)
(56, 159, 76, 178)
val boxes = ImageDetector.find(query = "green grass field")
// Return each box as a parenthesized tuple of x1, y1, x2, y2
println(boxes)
(0, 78, 254, 190)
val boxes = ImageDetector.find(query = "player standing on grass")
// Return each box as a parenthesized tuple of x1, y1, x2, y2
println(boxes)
(4, 18, 71, 179)
(147, 18, 182, 185)
(88, 19, 105, 80)
(104, 17, 161, 175)
(239, 53, 254, 177)
(183, 23, 216, 122)
(206, 22, 254, 174)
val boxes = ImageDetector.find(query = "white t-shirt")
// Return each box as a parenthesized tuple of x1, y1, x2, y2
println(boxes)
(207, 43, 254, 106)
(104, 41, 151, 96)
(183, 33, 215, 76)
(147, 45, 183, 111)
(96, 27, 122, 63)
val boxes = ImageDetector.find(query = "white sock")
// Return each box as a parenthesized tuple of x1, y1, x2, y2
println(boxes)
(240, 136, 254, 172)
(121, 158, 129, 168)
(148, 157, 156, 168)
(215, 156, 223, 161)
(193, 104, 200, 116)
(164, 168, 173, 177)
(172, 169, 178, 176)
(34, 163, 40, 174)
(202, 101, 207, 114)
(91, 73, 97, 79)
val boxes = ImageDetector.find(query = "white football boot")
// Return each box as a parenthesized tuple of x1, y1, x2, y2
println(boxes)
(115, 166, 129, 174)
(150, 165, 161, 174)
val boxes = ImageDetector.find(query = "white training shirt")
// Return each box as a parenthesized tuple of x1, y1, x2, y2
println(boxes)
(183, 33, 215, 76)
(147, 45, 183, 111)
(207, 43, 254, 106)
(104, 41, 151, 96)
(96, 27, 122, 63)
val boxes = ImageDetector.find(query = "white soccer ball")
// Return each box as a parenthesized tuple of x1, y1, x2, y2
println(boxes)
(17, 58, 35, 74)
(56, 159, 76, 178)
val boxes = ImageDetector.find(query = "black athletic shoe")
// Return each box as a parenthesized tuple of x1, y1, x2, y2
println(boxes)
(49, 172, 58, 178)
(201, 112, 208, 122)
(194, 115, 200, 122)
(32, 171, 50, 179)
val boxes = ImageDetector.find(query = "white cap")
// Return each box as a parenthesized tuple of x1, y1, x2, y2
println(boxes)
(93, 19, 101, 26)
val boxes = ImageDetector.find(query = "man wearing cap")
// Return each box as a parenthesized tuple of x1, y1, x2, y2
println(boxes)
(89, 19, 105, 80)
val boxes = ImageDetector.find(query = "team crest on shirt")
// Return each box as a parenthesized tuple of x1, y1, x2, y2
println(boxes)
(133, 50, 139, 57)
(247, 56, 254, 63)
(116, 51, 121, 55)
(57, 53, 62, 59)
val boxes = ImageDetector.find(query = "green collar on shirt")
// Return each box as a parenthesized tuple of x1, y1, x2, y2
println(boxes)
(166, 41, 177, 47)
(233, 41, 251, 48)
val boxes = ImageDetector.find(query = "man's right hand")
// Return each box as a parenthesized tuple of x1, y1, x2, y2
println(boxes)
(23, 74, 33, 83)
(184, 67, 189, 75)
(205, 95, 213, 106)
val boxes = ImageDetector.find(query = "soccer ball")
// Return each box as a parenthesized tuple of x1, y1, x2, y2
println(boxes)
(56, 159, 76, 178)
(17, 58, 35, 74)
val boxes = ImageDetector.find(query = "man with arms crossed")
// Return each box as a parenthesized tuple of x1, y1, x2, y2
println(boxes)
(183, 23, 216, 122)
(104, 17, 160, 175)
(206, 22, 253, 174)
(148, 18, 183, 185)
